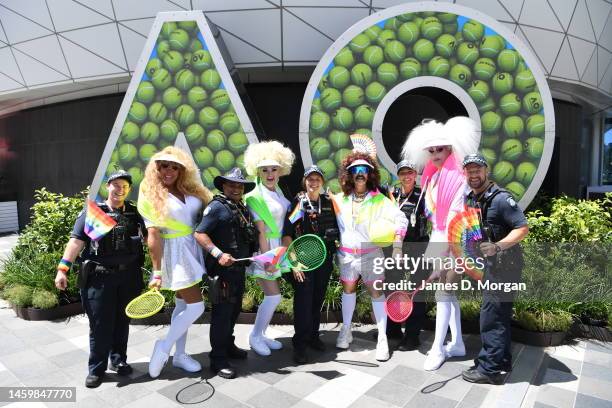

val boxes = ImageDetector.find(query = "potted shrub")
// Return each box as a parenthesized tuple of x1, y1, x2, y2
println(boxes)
(512, 302, 573, 347)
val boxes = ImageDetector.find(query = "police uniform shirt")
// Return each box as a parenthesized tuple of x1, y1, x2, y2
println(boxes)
(283, 193, 338, 249)
(392, 186, 428, 242)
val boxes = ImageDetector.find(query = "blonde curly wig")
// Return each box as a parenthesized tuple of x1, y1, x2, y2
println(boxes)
(140, 146, 212, 222)
(244, 140, 295, 177)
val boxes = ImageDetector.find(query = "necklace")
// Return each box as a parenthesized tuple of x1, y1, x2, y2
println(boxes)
(352, 191, 367, 202)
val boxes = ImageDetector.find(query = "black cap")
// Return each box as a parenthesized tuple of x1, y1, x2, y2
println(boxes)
(214, 167, 255, 192)
(396, 159, 417, 174)
(462, 153, 488, 168)
(107, 170, 132, 185)
(303, 165, 325, 179)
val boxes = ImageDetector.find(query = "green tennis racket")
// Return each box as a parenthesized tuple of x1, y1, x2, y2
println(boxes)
(125, 289, 165, 319)
(284, 234, 327, 272)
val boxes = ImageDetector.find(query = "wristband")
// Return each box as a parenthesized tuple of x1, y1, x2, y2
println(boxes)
(57, 258, 72, 273)
(494, 243, 502, 253)
(209, 246, 223, 259)
(152, 270, 162, 279)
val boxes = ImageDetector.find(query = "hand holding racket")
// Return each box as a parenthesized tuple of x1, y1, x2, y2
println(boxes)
(125, 289, 165, 319)
(385, 278, 432, 323)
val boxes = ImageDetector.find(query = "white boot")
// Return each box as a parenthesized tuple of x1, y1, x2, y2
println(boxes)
(249, 334, 271, 356)
(375, 335, 389, 361)
(336, 324, 353, 349)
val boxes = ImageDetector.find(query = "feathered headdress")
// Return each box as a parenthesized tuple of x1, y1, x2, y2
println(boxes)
(350, 133, 377, 160)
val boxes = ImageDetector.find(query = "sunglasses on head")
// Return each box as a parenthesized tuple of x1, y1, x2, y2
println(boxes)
(428, 147, 446, 154)
(350, 165, 370, 175)
(159, 161, 180, 171)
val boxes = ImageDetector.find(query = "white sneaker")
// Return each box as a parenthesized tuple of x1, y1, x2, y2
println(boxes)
(375, 336, 389, 361)
(172, 353, 202, 372)
(336, 324, 353, 349)
(249, 334, 271, 356)
(424, 348, 447, 371)
(149, 340, 169, 378)
(262, 336, 283, 350)
(445, 342, 466, 357)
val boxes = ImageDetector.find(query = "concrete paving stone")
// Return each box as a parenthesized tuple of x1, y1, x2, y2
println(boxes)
(533, 384, 575, 408)
(547, 344, 586, 362)
(349, 394, 401, 408)
(250, 366, 294, 385)
(542, 354, 582, 374)
(0, 349, 44, 368)
(48, 348, 89, 368)
(12, 326, 65, 346)
(247, 386, 301, 408)
(583, 349, 612, 368)
(290, 400, 326, 408)
(0, 370, 20, 387)
(157, 377, 217, 405)
(574, 393, 612, 408)
(95, 382, 151, 408)
(21, 369, 73, 387)
(34, 340, 79, 358)
(57, 394, 108, 408)
(10, 359, 63, 381)
(540, 368, 580, 392)
(581, 362, 612, 382)
(532, 403, 557, 408)
(434, 360, 469, 378)
(455, 384, 489, 408)
(586, 342, 612, 354)
(420, 373, 471, 402)
(216, 375, 270, 402)
(578, 375, 612, 401)
(365, 378, 417, 406)
(383, 364, 432, 388)
(0, 334, 27, 357)
(273, 371, 327, 399)
(403, 391, 458, 408)
(120, 392, 183, 408)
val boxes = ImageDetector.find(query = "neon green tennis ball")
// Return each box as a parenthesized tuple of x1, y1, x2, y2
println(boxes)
(215, 149, 235, 172)
(320, 88, 342, 112)
(227, 131, 249, 154)
(499, 93, 522, 115)
(479, 35, 505, 58)
(174, 69, 195, 91)
(326, 178, 341, 193)
(139, 144, 157, 162)
(474, 57, 496, 80)
(140, 122, 160, 143)
(364, 25, 382, 40)
(354, 128, 372, 137)
(106, 161, 121, 176)
(421, 16, 442, 40)
(516, 162, 537, 185)
(310, 111, 331, 134)
(376, 62, 399, 86)
(502, 116, 524, 138)
(185, 123, 205, 144)
(384, 17, 401, 31)
(398, 58, 421, 79)
(148, 102, 168, 124)
(146, 58, 163, 77)
(201, 167, 221, 188)
(169, 29, 190, 51)
(329, 66, 351, 89)
(157, 38, 172, 57)
(178, 20, 197, 32)
(526, 114, 545, 137)
(365, 81, 387, 104)
(413, 16, 424, 28)
(350, 63, 373, 87)
(128, 101, 148, 124)
(162, 87, 183, 110)
(522, 91, 543, 114)
(198, 106, 219, 129)
(449, 63, 471, 86)
(478, 96, 496, 112)
(151, 68, 172, 90)
(310, 137, 331, 160)
(505, 181, 525, 200)
(354, 105, 375, 128)
(183, 51, 194, 70)
(121, 121, 140, 143)
(334, 47, 355, 68)
(162, 50, 183, 73)
(160, 22, 177, 39)
(480, 148, 496, 166)
(493, 161, 515, 184)
(189, 39, 203, 53)
(437, 12, 456, 23)
(481, 111, 502, 133)
(342, 85, 365, 108)
(334, 148, 352, 167)
(456, 42, 479, 65)
(318, 75, 329, 92)
(515, 60, 529, 74)
(175, 104, 196, 127)
(219, 112, 241, 135)
(329, 129, 350, 149)
(481, 134, 499, 148)
(194, 146, 214, 167)
(515, 69, 536, 94)
(428, 56, 450, 77)
(312, 98, 322, 113)
(379, 167, 391, 185)
(500, 138, 523, 161)
(376, 29, 396, 48)
(363, 45, 384, 68)
(331, 107, 353, 130)
(524, 137, 544, 160)
(200, 69, 221, 91)
(160, 119, 179, 141)
(413, 38, 435, 62)
(316, 159, 337, 180)
(210, 89, 231, 112)
(191, 50, 212, 72)
(136, 81, 155, 104)
(398, 22, 420, 45)
(206, 129, 227, 152)
(462, 19, 484, 42)
(349, 33, 371, 54)
(492, 72, 514, 95)
(187, 86, 208, 109)
(435, 33, 456, 58)
(384, 40, 406, 63)
(497, 49, 519, 72)
(127, 166, 144, 186)
(443, 22, 458, 34)
(468, 80, 489, 103)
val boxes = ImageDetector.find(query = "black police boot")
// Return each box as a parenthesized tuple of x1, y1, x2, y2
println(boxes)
(293, 348, 309, 365)
(227, 344, 248, 360)
(109, 361, 133, 376)
(308, 338, 326, 352)
(85, 374, 104, 388)
(211, 362, 236, 379)
(462, 368, 503, 385)
(397, 334, 420, 351)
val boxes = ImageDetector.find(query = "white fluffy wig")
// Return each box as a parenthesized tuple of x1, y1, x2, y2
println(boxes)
(243, 140, 295, 177)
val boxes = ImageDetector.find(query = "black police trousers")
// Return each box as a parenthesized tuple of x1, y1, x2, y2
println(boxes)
(209, 275, 245, 368)
(475, 292, 513, 375)
(80, 265, 142, 376)
(286, 254, 333, 352)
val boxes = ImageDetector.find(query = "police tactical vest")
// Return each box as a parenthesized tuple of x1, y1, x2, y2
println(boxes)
(87, 201, 144, 261)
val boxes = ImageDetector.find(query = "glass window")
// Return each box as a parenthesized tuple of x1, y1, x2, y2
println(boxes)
(603, 119, 612, 185)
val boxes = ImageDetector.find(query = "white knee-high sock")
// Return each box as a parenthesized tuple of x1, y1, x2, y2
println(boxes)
(252, 294, 281, 337)
(341, 292, 356, 328)
(160, 301, 204, 354)
(171, 298, 187, 355)
(432, 301, 451, 352)
(448, 297, 464, 347)
(371, 295, 387, 340)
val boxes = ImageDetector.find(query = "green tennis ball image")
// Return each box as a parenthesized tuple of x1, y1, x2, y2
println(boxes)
(478, 96, 496, 112)
(148, 102, 168, 124)
(522, 91, 542, 114)
(515, 60, 529, 74)
(515, 69, 536, 93)
(354, 128, 372, 137)
(384, 17, 401, 31)
(473, 57, 496, 80)
(428, 56, 450, 77)
(502, 116, 524, 138)
(128, 101, 148, 124)
(376, 62, 399, 86)
(449, 63, 471, 86)
(187, 86, 208, 109)
(354, 104, 375, 127)
(156, 40, 171, 56)
(363, 45, 384, 68)
(215, 149, 235, 172)
(505, 181, 525, 200)
(365, 81, 387, 104)
(191, 50, 212, 72)
(328, 129, 350, 149)
(162, 50, 184, 73)
(227, 131, 249, 154)
(334, 148, 352, 167)
(384, 40, 407, 63)
(316, 159, 337, 180)
(481, 134, 499, 148)
(499, 93, 522, 115)
(198, 106, 219, 129)
(106, 161, 121, 176)
(310, 111, 330, 134)
(481, 111, 502, 133)
(98, 182, 108, 198)
(140, 122, 160, 143)
(127, 166, 144, 186)
(435, 33, 456, 58)
(342, 85, 365, 108)
(398, 22, 420, 45)
(349, 33, 371, 54)
(350, 63, 373, 87)
(456, 42, 479, 65)
(182, 52, 193, 69)
(413, 38, 435, 62)
(443, 22, 458, 35)
(185, 123, 206, 144)
(310, 137, 331, 160)
(210, 89, 231, 112)
(479, 35, 505, 58)
(480, 148, 496, 166)
(160, 22, 177, 39)
(462, 19, 484, 43)
(334, 47, 355, 68)
(493, 161, 515, 185)
(312, 98, 322, 113)
(146, 58, 163, 77)
(331, 107, 354, 130)
(379, 167, 391, 185)
(524, 137, 544, 160)
(169, 29, 190, 51)
(438, 12, 457, 24)
(364, 25, 382, 40)
(175, 104, 196, 127)
(160, 119, 179, 141)
(136, 81, 155, 104)
(329, 66, 351, 89)
(174, 69, 195, 91)
(206, 129, 227, 152)
(189, 39, 203, 53)
(326, 178, 341, 193)
(162, 87, 183, 109)
(413, 16, 424, 28)
(421, 16, 442, 40)
(202, 167, 221, 188)
(526, 114, 545, 137)
(375, 29, 396, 48)
(515, 162, 537, 185)
(467, 80, 489, 103)
(500, 138, 523, 161)
(318, 74, 329, 92)
(121, 121, 140, 143)
(399, 57, 422, 79)
(151, 68, 172, 90)
(200, 69, 221, 91)
(219, 112, 241, 135)
(139, 144, 157, 162)
(178, 20, 197, 32)
(492, 72, 514, 95)
(235, 153, 245, 169)
(194, 146, 214, 167)
(497, 49, 519, 72)
(320, 88, 342, 112)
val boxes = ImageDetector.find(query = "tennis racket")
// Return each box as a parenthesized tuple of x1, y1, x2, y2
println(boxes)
(283, 234, 327, 272)
(385, 279, 430, 323)
(125, 289, 165, 319)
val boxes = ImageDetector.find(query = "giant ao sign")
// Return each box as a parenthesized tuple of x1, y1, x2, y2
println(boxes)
(91, 3, 554, 208)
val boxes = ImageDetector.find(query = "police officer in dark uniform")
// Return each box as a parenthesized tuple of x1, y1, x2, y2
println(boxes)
(54, 171, 146, 388)
(460, 154, 529, 385)
(283, 165, 339, 364)
(194, 168, 258, 379)
(385, 160, 430, 351)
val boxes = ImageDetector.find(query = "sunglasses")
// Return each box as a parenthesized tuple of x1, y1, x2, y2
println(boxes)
(350, 165, 370, 175)
(159, 162, 181, 171)
(428, 147, 446, 154)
